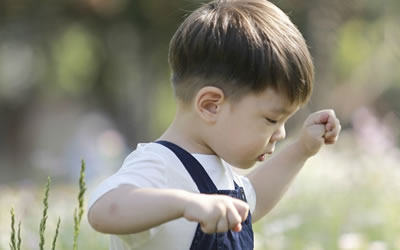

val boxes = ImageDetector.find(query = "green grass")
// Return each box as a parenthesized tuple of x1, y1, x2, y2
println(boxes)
(3, 161, 93, 250)
(73, 160, 86, 250)
(39, 177, 50, 250)
(9, 208, 21, 250)
(52, 217, 61, 250)
(253, 139, 400, 250)
(1, 135, 400, 250)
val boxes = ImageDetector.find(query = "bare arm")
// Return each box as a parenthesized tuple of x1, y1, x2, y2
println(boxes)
(247, 141, 308, 222)
(88, 185, 190, 234)
(88, 184, 249, 235)
(248, 110, 341, 222)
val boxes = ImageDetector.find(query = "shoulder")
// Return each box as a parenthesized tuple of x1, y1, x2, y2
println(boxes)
(120, 142, 189, 175)
(122, 142, 173, 166)
(114, 142, 187, 187)
(120, 142, 190, 181)
(88, 142, 181, 208)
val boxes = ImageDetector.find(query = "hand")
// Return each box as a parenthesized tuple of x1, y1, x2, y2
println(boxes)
(297, 109, 341, 157)
(182, 193, 249, 234)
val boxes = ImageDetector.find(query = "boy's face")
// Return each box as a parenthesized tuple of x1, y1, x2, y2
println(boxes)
(210, 88, 299, 169)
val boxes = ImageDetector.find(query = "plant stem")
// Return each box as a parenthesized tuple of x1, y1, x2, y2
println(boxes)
(39, 177, 50, 250)
(10, 208, 16, 250)
(51, 217, 61, 250)
(17, 221, 21, 250)
(73, 160, 87, 250)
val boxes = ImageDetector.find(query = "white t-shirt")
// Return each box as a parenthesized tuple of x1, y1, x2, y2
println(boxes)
(89, 142, 257, 250)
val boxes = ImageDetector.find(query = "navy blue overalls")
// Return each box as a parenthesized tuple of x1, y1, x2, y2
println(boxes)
(156, 141, 254, 250)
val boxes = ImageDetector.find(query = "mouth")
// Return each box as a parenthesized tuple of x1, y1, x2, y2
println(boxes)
(257, 151, 273, 162)
(257, 154, 266, 161)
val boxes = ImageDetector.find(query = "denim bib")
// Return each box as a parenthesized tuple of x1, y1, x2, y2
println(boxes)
(156, 141, 254, 250)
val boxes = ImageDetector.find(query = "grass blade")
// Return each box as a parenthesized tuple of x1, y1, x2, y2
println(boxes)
(9, 208, 16, 250)
(39, 177, 51, 250)
(17, 221, 21, 250)
(51, 217, 61, 250)
(73, 160, 87, 250)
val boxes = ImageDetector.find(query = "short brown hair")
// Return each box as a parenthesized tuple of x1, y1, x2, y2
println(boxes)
(169, 0, 314, 105)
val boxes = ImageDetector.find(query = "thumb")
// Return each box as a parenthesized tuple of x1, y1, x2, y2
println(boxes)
(232, 223, 242, 232)
(305, 112, 329, 127)
(307, 124, 326, 139)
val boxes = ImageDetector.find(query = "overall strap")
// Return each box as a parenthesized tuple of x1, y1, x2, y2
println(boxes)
(155, 141, 218, 193)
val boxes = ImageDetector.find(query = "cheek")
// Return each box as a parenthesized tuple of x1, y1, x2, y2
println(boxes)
(220, 119, 249, 142)
(222, 123, 267, 154)
(215, 113, 272, 155)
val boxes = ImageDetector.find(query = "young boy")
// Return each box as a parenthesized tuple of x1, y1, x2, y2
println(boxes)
(88, 0, 341, 249)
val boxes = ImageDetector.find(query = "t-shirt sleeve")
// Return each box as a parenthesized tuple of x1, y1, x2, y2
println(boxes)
(88, 149, 167, 209)
(88, 147, 169, 248)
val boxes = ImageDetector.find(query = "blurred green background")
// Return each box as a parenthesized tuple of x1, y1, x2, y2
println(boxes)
(0, 0, 399, 249)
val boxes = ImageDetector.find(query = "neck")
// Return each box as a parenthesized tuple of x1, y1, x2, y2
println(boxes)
(157, 105, 215, 155)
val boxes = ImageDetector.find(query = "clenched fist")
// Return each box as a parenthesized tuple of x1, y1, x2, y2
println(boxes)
(296, 109, 341, 157)
(183, 193, 249, 234)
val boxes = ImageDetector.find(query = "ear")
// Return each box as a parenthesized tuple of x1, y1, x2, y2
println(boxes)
(194, 86, 225, 123)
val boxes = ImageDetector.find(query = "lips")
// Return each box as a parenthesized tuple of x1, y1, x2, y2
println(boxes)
(257, 151, 273, 162)
(258, 154, 266, 161)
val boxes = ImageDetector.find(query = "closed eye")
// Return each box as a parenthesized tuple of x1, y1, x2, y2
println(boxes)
(265, 118, 278, 124)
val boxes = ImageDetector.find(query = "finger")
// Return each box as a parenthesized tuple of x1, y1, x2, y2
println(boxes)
(216, 217, 229, 233)
(307, 112, 328, 126)
(232, 223, 242, 232)
(317, 110, 335, 124)
(324, 132, 340, 145)
(200, 221, 216, 234)
(324, 134, 338, 144)
(232, 198, 249, 222)
(199, 210, 221, 234)
(309, 124, 326, 139)
(324, 124, 341, 140)
(308, 109, 335, 126)
(324, 130, 338, 140)
(319, 112, 330, 124)
(227, 205, 242, 232)
(324, 138, 337, 145)
(326, 117, 340, 131)
(199, 222, 208, 234)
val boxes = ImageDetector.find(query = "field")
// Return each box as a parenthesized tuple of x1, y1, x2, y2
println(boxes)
(1, 133, 399, 250)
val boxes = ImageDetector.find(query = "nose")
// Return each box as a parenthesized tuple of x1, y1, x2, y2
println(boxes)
(270, 124, 286, 142)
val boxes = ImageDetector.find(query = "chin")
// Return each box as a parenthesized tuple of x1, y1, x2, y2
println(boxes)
(224, 158, 255, 170)
(237, 161, 256, 170)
